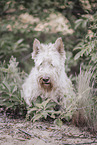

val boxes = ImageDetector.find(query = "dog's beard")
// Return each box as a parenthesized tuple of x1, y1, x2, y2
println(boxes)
(39, 77, 53, 92)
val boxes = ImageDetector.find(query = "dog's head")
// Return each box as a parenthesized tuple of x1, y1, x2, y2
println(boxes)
(32, 37, 66, 60)
(32, 38, 66, 92)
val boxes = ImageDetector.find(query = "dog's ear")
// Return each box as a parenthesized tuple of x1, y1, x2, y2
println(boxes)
(32, 38, 40, 59)
(55, 37, 64, 54)
(55, 37, 66, 59)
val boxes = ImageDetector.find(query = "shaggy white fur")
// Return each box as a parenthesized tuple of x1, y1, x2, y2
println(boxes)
(22, 38, 75, 107)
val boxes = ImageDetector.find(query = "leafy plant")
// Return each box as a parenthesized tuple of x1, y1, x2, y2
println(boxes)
(0, 56, 27, 116)
(27, 97, 61, 123)
(73, 12, 97, 131)
(26, 93, 76, 126)
(74, 13, 97, 80)
(0, 33, 30, 60)
(75, 15, 90, 30)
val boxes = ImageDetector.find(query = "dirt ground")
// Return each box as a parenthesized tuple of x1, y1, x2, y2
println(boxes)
(0, 115, 97, 145)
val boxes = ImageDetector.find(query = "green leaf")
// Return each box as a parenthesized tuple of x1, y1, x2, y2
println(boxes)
(11, 85, 17, 93)
(35, 103, 43, 109)
(0, 99, 8, 105)
(35, 99, 50, 109)
(2, 82, 10, 92)
(50, 114, 55, 119)
(74, 49, 86, 60)
(0, 93, 10, 99)
(82, 20, 87, 28)
(36, 96, 43, 104)
(41, 111, 48, 119)
(65, 111, 73, 121)
(54, 119, 63, 127)
(28, 107, 38, 114)
(45, 102, 56, 109)
(41, 99, 50, 108)
(52, 110, 61, 114)
(32, 114, 42, 122)
(1, 102, 14, 108)
(10, 95, 20, 102)
(73, 46, 82, 51)
(16, 39, 24, 44)
(75, 19, 83, 29)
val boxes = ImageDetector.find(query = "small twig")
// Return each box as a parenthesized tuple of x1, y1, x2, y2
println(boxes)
(37, 135, 48, 143)
(62, 133, 90, 139)
(18, 129, 32, 137)
(18, 129, 48, 143)
(50, 131, 61, 137)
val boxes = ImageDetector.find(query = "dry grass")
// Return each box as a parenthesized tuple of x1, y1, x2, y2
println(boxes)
(72, 68, 97, 133)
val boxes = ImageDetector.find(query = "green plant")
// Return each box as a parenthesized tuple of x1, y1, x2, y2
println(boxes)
(27, 93, 76, 126)
(27, 98, 57, 122)
(0, 56, 27, 116)
(0, 37, 29, 59)
(74, 13, 97, 80)
(73, 13, 97, 131)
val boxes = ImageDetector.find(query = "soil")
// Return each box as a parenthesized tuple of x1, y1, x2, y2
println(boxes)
(0, 115, 97, 145)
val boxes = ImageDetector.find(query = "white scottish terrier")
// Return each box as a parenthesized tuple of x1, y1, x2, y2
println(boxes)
(22, 38, 75, 107)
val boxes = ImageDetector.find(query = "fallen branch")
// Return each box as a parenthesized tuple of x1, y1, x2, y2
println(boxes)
(18, 128, 48, 143)
(62, 133, 89, 139)
(18, 129, 32, 137)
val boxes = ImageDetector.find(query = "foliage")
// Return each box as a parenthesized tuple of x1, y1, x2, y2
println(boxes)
(73, 11, 97, 131)
(74, 13, 97, 80)
(0, 56, 27, 116)
(0, 37, 29, 60)
(27, 98, 58, 122)
(0, 0, 97, 131)
(27, 95, 75, 126)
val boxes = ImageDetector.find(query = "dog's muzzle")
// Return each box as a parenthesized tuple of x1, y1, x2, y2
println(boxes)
(39, 76, 53, 91)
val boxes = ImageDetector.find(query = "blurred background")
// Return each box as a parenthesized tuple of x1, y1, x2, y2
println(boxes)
(0, 0, 96, 74)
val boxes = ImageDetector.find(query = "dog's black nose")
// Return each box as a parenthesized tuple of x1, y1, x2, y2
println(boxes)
(43, 77, 50, 83)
